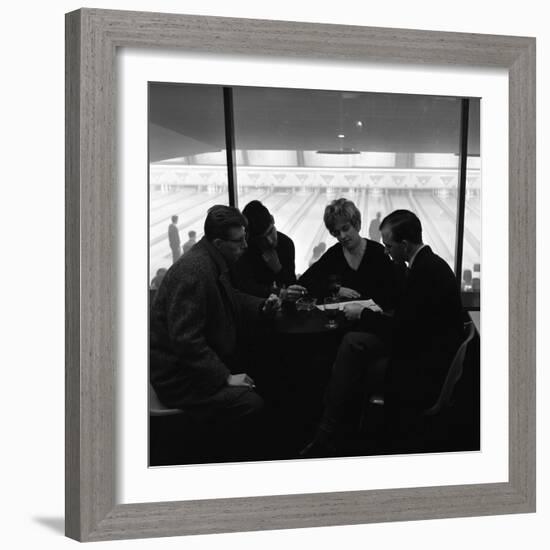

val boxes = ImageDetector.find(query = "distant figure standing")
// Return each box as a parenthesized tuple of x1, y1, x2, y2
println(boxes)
(168, 215, 181, 264)
(309, 241, 327, 266)
(368, 212, 382, 242)
(182, 230, 197, 255)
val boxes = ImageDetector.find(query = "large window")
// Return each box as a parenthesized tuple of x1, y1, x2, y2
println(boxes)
(149, 83, 480, 307)
(148, 84, 228, 278)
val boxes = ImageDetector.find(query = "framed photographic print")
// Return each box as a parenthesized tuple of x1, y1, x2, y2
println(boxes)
(65, 8, 535, 542)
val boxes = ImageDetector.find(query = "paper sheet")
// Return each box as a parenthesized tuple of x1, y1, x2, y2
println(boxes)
(316, 299, 382, 312)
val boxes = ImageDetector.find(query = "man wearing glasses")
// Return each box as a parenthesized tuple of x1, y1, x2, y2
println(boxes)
(150, 205, 279, 442)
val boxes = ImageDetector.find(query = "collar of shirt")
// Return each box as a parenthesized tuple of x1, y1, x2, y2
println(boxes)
(407, 243, 426, 269)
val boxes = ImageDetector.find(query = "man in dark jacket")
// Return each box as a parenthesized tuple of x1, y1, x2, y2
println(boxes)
(230, 200, 298, 298)
(302, 209, 464, 455)
(150, 205, 278, 427)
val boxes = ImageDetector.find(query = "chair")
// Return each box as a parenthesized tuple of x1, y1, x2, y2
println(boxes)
(423, 321, 476, 416)
(149, 384, 254, 465)
(149, 383, 184, 416)
(149, 384, 192, 466)
(462, 269, 473, 292)
(361, 321, 477, 434)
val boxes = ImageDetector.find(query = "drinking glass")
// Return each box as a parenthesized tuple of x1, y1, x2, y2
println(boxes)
(328, 275, 341, 297)
(324, 296, 340, 329)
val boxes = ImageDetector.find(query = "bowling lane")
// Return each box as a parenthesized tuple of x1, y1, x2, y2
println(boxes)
(288, 192, 335, 276)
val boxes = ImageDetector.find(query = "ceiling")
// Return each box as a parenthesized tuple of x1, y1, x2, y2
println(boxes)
(149, 83, 480, 163)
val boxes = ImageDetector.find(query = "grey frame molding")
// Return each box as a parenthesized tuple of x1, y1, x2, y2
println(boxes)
(65, 8, 536, 542)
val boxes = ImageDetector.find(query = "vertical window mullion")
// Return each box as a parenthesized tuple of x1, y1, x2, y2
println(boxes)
(454, 98, 470, 281)
(223, 87, 238, 207)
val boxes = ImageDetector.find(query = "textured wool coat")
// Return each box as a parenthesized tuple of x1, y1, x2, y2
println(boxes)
(150, 237, 263, 408)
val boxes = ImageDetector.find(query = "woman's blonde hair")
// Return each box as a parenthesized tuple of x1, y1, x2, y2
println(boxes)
(323, 198, 361, 233)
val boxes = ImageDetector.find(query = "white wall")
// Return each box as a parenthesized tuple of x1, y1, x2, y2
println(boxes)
(1, 0, 546, 548)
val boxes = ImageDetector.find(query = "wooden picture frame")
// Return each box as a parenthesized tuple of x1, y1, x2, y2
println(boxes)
(65, 8, 536, 542)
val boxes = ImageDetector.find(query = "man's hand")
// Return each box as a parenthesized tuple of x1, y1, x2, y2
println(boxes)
(261, 249, 282, 273)
(227, 373, 256, 389)
(343, 302, 366, 321)
(284, 284, 307, 301)
(262, 293, 281, 315)
(344, 301, 384, 320)
(338, 286, 361, 299)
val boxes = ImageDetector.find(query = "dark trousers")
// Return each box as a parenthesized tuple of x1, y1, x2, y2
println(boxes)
(319, 331, 389, 435)
(185, 385, 264, 427)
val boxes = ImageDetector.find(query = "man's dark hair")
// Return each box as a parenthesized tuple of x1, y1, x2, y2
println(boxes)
(204, 205, 247, 241)
(380, 209, 422, 244)
(188, 230, 196, 238)
(171, 215, 178, 223)
(242, 200, 273, 238)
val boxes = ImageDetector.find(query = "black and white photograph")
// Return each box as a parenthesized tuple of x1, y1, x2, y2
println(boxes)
(148, 83, 481, 466)
(3, 0, 542, 546)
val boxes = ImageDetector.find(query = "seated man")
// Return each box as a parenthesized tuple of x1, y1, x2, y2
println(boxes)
(230, 200, 299, 298)
(302, 209, 464, 456)
(150, 205, 279, 433)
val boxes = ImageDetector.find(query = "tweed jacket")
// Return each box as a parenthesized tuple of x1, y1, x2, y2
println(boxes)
(150, 237, 263, 408)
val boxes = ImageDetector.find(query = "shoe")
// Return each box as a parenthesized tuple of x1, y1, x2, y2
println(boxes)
(299, 433, 339, 458)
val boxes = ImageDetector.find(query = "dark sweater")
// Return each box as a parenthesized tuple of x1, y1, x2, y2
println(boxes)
(230, 231, 297, 298)
(298, 238, 404, 310)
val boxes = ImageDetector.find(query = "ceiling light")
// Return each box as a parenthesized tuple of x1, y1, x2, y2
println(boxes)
(317, 147, 360, 155)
